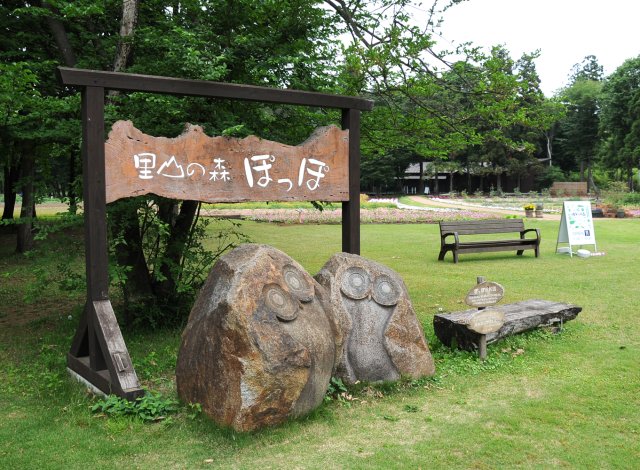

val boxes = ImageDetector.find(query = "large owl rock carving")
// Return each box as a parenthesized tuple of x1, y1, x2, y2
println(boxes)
(315, 253, 435, 384)
(176, 244, 339, 432)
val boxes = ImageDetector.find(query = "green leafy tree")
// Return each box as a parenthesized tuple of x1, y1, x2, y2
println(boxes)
(0, 63, 40, 222)
(569, 55, 604, 83)
(333, 2, 561, 194)
(558, 79, 602, 192)
(599, 56, 640, 190)
(452, 47, 556, 192)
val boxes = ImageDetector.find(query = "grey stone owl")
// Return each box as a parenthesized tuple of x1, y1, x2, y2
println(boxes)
(176, 244, 339, 432)
(315, 253, 435, 384)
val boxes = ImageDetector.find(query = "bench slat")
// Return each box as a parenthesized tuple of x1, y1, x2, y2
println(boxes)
(440, 220, 524, 235)
(440, 219, 524, 227)
(455, 244, 535, 254)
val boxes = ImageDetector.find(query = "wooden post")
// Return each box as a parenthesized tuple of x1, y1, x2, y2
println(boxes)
(478, 335, 487, 361)
(83, 86, 109, 373)
(82, 86, 110, 301)
(476, 276, 486, 360)
(66, 86, 144, 400)
(342, 108, 361, 255)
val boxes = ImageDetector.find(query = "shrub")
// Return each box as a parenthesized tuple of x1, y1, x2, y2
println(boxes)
(534, 165, 565, 190)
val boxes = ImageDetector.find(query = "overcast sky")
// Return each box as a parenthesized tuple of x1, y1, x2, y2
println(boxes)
(429, 0, 640, 96)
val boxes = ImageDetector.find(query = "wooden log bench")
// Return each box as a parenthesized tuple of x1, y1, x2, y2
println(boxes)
(438, 219, 540, 263)
(433, 299, 582, 353)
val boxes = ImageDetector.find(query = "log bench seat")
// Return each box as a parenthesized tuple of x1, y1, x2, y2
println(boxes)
(438, 219, 540, 263)
(433, 299, 582, 352)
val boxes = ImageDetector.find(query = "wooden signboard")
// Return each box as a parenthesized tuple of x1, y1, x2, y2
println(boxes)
(556, 201, 597, 256)
(465, 281, 505, 308)
(467, 308, 505, 334)
(105, 121, 349, 203)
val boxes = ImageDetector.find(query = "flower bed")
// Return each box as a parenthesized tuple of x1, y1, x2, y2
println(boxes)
(202, 207, 501, 224)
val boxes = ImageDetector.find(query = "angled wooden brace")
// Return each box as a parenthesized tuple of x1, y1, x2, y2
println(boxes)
(68, 301, 143, 399)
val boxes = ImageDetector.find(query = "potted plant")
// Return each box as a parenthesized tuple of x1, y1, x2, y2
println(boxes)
(535, 202, 544, 218)
(523, 203, 535, 217)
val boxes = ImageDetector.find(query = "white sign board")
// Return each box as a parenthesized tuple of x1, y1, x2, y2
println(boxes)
(556, 201, 597, 256)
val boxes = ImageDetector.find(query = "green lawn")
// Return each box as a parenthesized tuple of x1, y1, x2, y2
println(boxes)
(1, 217, 639, 468)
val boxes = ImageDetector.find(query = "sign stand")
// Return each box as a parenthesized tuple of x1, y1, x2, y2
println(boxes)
(555, 201, 597, 257)
(58, 67, 373, 399)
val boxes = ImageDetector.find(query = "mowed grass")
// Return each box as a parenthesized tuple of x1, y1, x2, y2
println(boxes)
(1, 217, 639, 468)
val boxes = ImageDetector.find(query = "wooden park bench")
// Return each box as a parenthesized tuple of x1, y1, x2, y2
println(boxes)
(438, 219, 540, 263)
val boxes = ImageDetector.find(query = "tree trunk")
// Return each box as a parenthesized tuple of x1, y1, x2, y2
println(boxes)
(417, 161, 424, 194)
(42, 1, 79, 214)
(16, 145, 35, 253)
(113, 0, 139, 73)
(42, 1, 77, 67)
(2, 159, 19, 221)
(67, 149, 78, 214)
(433, 163, 439, 195)
(106, 0, 147, 325)
(110, 201, 154, 325)
(154, 200, 199, 304)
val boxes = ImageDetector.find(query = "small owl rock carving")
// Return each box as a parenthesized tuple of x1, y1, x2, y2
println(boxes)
(176, 244, 339, 432)
(315, 253, 435, 384)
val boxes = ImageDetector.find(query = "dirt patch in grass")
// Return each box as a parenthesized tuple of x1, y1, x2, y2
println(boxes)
(0, 298, 79, 329)
(0, 229, 84, 329)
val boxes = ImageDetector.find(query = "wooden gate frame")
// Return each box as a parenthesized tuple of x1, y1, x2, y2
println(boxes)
(57, 67, 373, 399)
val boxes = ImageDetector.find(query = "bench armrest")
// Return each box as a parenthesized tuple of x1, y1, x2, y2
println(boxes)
(441, 231, 460, 246)
(520, 228, 540, 240)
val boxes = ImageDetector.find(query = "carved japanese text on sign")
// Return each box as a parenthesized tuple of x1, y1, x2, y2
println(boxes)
(104, 120, 349, 203)
(465, 281, 505, 308)
(467, 308, 505, 335)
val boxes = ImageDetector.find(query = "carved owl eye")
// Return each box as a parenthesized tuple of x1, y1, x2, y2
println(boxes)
(372, 274, 400, 306)
(264, 284, 298, 321)
(340, 266, 371, 299)
(283, 265, 313, 302)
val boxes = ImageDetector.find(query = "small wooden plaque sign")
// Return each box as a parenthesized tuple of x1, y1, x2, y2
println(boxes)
(465, 281, 505, 308)
(467, 308, 505, 334)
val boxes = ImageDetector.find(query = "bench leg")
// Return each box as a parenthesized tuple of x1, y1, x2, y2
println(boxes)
(453, 251, 459, 264)
(535, 246, 540, 257)
(438, 248, 447, 261)
(516, 249, 524, 256)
